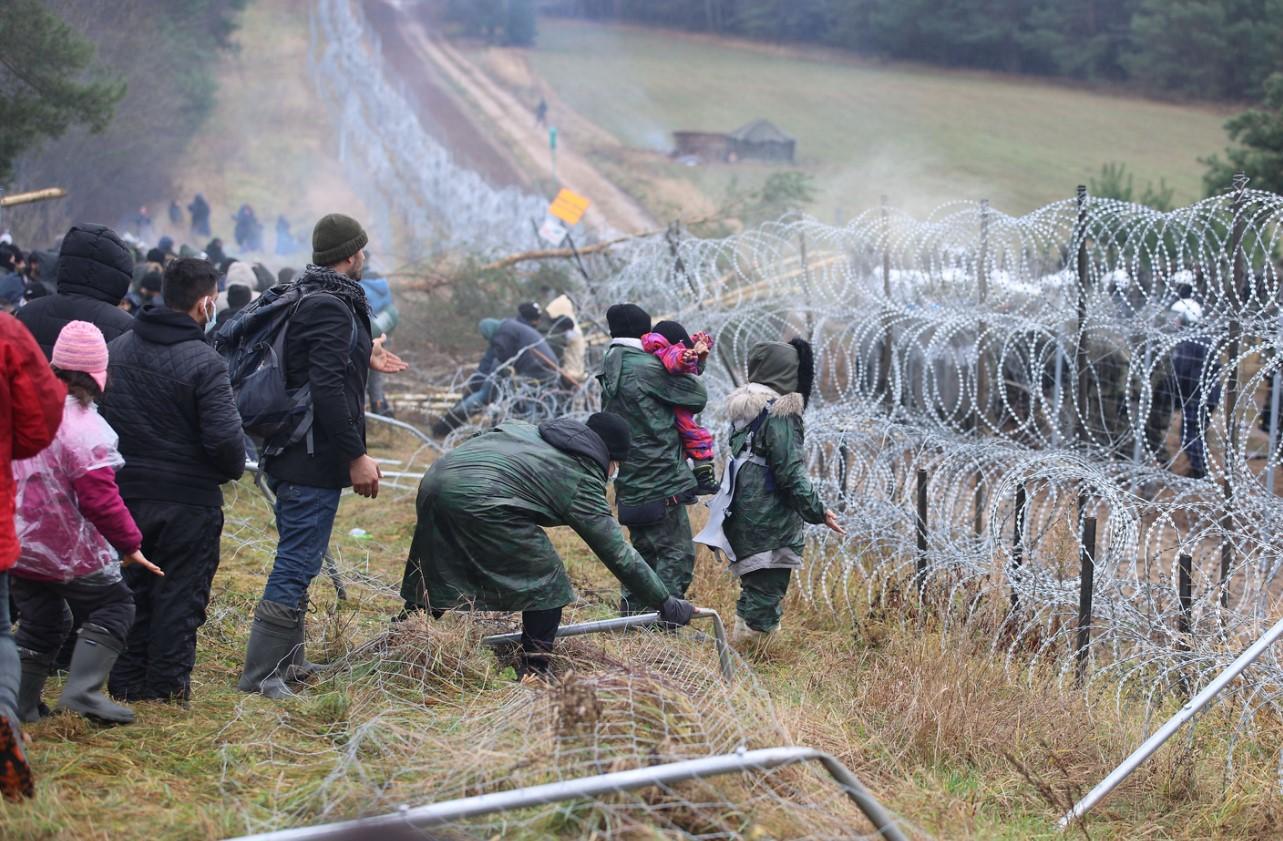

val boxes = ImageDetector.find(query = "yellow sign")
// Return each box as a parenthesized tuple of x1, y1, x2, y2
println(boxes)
(549, 188, 591, 226)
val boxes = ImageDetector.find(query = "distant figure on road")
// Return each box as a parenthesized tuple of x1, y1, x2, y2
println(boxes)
(534, 97, 547, 126)
(275, 215, 297, 256)
(233, 204, 263, 252)
(188, 193, 211, 238)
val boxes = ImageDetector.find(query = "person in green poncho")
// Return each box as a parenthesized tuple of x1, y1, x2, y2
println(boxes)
(398, 412, 695, 673)
(597, 304, 709, 615)
(697, 339, 845, 644)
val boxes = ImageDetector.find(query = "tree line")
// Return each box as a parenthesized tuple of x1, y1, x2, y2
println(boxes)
(561, 0, 1283, 104)
(2, 0, 245, 242)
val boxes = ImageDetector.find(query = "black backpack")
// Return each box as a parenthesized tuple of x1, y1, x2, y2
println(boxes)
(213, 282, 355, 456)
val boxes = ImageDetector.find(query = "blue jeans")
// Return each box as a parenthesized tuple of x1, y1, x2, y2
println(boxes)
(0, 573, 18, 717)
(262, 481, 342, 607)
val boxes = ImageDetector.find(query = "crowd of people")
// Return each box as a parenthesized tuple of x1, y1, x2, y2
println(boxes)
(0, 210, 844, 803)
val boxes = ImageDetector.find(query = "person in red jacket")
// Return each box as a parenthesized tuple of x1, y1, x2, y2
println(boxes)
(0, 312, 65, 801)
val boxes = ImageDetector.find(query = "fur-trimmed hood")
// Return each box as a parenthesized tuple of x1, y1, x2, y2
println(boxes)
(726, 383, 805, 427)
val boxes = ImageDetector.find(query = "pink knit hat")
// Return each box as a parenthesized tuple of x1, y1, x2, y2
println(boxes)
(52, 320, 109, 392)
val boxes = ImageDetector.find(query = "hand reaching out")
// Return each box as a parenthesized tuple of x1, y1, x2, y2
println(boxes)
(823, 510, 847, 536)
(370, 336, 408, 374)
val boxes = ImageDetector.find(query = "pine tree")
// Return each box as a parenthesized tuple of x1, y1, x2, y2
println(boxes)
(0, 0, 126, 182)
(1202, 73, 1283, 195)
(506, 0, 538, 46)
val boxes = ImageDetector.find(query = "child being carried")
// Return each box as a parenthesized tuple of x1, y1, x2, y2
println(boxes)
(641, 320, 720, 495)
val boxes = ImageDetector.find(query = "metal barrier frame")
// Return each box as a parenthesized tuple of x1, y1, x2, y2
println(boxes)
(482, 607, 734, 680)
(230, 746, 912, 841)
(1058, 612, 1283, 829)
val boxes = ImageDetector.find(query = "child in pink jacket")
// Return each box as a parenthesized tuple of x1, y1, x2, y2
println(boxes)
(11, 321, 162, 725)
(640, 320, 719, 495)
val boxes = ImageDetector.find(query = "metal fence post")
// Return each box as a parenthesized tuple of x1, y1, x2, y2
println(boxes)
(1010, 482, 1026, 611)
(1075, 516, 1097, 685)
(1075, 186, 1090, 452)
(1220, 173, 1249, 607)
(915, 468, 928, 599)
(1177, 552, 1193, 697)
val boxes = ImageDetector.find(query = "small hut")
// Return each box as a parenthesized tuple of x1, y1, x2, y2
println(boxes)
(727, 119, 795, 163)
(671, 119, 795, 163)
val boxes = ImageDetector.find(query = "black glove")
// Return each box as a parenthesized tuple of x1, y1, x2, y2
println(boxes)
(657, 596, 695, 627)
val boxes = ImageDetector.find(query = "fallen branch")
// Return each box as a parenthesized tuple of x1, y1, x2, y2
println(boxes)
(0, 187, 67, 208)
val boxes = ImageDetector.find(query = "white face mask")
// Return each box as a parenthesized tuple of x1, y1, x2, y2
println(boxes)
(608, 465, 620, 483)
(202, 298, 217, 333)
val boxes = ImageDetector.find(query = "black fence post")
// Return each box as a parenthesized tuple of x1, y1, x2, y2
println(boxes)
(1177, 552, 1193, 697)
(1009, 483, 1026, 611)
(1075, 516, 1097, 685)
(915, 468, 928, 599)
(1220, 172, 1249, 608)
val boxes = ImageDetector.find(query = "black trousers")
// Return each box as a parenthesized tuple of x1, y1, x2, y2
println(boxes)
(109, 500, 223, 702)
(519, 607, 562, 672)
(12, 573, 135, 655)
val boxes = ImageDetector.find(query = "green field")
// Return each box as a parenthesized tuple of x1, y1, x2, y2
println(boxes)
(528, 20, 1235, 219)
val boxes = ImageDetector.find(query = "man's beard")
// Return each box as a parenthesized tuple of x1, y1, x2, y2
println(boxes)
(345, 265, 363, 281)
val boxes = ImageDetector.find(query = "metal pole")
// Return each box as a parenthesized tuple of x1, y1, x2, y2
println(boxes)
(1267, 363, 1281, 494)
(231, 746, 911, 841)
(1178, 551, 1193, 697)
(1075, 516, 1097, 685)
(974, 199, 990, 440)
(1058, 611, 1283, 830)
(1010, 482, 1026, 610)
(482, 608, 733, 681)
(1220, 173, 1249, 606)
(915, 468, 928, 598)
(1075, 186, 1090, 453)
(880, 195, 894, 406)
(799, 231, 813, 334)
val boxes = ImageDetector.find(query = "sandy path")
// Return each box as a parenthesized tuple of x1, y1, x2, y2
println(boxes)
(396, 19, 657, 235)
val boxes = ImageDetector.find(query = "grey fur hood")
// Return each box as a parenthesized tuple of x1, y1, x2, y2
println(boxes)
(725, 383, 805, 427)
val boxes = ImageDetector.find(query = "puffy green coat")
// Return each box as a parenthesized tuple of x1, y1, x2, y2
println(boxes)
(597, 341, 707, 506)
(403, 419, 670, 612)
(723, 384, 826, 558)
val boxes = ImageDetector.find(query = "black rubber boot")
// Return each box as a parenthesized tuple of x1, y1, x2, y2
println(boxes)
(692, 460, 720, 495)
(57, 625, 135, 725)
(284, 595, 325, 684)
(16, 649, 52, 724)
(237, 600, 298, 699)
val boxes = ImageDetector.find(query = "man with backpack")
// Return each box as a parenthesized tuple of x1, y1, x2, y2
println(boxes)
(100, 258, 245, 703)
(233, 213, 401, 698)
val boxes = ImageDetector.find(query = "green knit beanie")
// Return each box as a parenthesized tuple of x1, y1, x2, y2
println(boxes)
(311, 213, 368, 266)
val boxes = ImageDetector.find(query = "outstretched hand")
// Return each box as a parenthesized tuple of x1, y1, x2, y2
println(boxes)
(122, 550, 164, 576)
(370, 336, 408, 374)
(824, 510, 847, 536)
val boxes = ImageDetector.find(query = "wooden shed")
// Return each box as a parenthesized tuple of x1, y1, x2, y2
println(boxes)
(671, 119, 796, 163)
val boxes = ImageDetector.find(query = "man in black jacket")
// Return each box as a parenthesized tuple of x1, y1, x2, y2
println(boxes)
(101, 258, 245, 702)
(16, 223, 135, 358)
(238, 213, 396, 698)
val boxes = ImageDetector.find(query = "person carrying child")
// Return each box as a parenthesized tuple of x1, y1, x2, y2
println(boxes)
(11, 321, 164, 726)
(640, 320, 720, 495)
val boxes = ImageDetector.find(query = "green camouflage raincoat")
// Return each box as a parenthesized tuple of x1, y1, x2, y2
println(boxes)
(597, 341, 707, 506)
(399, 419, 671, 612)
(722, 384, 826, 561)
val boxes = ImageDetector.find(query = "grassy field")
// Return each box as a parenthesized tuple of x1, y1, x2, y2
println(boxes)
(518, 19, 1235, 221)
(2, 412, 1279, 839)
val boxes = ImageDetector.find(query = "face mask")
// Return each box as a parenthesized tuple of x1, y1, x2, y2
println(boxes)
(203, 298, 217, 333)
(608, 466, 620, 483)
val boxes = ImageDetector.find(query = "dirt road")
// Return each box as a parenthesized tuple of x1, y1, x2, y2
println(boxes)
(387, 9, 657, 235)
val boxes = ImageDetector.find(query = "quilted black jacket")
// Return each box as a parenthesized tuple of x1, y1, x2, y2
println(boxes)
(16, 223, 136, 358)
(101, 305, 245, 507)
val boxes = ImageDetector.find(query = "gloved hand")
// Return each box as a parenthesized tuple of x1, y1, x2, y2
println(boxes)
(657, 596, 695, 627)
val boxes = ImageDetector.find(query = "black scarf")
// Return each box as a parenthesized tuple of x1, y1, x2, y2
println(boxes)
(297, 264, 371, 324)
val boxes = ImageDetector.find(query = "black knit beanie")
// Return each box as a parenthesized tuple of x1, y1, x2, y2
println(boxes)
(312, 213, 368, 266)
(518, 301, 542, 323)
(607, 303, 651, 339)
(652, 320, 691, 348)
(586, 412, 632, 461)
